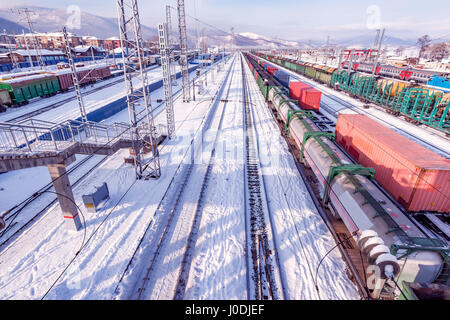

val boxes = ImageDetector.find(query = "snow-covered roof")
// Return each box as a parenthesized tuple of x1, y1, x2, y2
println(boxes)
(105, 37, 120, 41)
(73, 45, 107, 53)
(13, 49, 65, 56)
(112, 47, 124, 54)
(0, 72, 57, 84)
(55, 62, 111, 75)
(111, 47, 151, 54)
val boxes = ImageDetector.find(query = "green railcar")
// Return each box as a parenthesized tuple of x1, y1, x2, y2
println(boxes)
(313, 68, 323, 82)
(317, 69, 336, 86)
(304, 66, 316, 79)
(0, 74, 60, 105)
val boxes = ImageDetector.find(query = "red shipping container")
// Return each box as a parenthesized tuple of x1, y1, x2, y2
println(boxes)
(335, 114, 450, 212)
(289, 81, 311, 102)
(300, 88, 321, 110)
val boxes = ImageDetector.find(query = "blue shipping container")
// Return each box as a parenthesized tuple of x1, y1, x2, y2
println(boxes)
(273, 70, 290, 88)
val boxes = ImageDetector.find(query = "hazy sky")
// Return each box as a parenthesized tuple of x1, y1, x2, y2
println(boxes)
(3, 0, 450, 41)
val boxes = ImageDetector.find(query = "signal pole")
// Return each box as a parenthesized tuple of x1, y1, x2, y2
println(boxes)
(62, 26, 88, 124)
(13, 8, 46, 69)
(22, 30, 33, 67)
(158, 22, 175, 139)
(177, 0, 190, 102)
(324, 35, 330, 65)
(166, 5, 177, 86)
(4, 29, 19, 71)
(116, 0, 161, 180)
(372, 28, 385, 75)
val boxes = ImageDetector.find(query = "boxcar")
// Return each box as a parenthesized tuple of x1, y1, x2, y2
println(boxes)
(0, 88, 12, 110)
(0, 73, 60, 105)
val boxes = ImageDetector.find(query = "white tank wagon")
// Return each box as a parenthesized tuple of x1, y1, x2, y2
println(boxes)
(263, 79, 449, 298)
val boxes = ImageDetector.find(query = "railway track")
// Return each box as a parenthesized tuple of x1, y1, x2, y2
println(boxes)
(108, 57, 236, 300)
(246, 55, 450, 299)
(0, 63, 219, 253)
(244, 57, 369, 299)
(126, 55, 283, 300)
(241, 55, 283, 300)
(0, 154, 108, 250)
(4, 65, 159, 123)
(253, 54, 450, 158)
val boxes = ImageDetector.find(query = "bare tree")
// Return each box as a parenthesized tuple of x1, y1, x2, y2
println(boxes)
(429, 43, 449, 62)
(417, 35, 431, 59)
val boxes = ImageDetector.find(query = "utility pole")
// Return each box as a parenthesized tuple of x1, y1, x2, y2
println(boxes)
(369, 29, 380, 63)
(116, 0, 161, 180)
(166, 5, 177, 86)
(324, 35, 330, 65)
(13, 8, 46, 69)
(22, 30, 33, 68)
(372, 28, 385, 75)
(337, 48, 343, 71)
(62, 26, 88, 124)
(90, 45, 95, 63)
(158, 22, 175, 139)
(348, 49, 354, 73)
(177, 0, 190, 102)
(4, 29, 19, 71)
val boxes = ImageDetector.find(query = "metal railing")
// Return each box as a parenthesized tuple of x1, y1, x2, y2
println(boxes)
(0, 113, 168, 156)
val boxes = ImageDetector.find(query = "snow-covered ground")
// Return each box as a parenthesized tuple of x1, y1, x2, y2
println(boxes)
(0, 54, 360, 300)
(255, 55, 450, 158)
(0, 64, 178, 123)
(240, 56, 358, 299)
(0, 58, 233, 300)
(0, 62, 211, 232)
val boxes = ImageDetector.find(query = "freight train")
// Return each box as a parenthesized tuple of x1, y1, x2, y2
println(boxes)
(0, 64, 113, 110)
(339, 60, 450, 88)
(254, 52, 450, 134)
(244, 52, 449, 300)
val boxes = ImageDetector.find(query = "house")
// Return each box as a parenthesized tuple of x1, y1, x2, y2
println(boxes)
(104, 37, 121, 50)
(15, 32, 82, 50)
(0, 52, 26, 64)
(72, 45, 107, 57)
(13, 49, 66, 64)
(81, 36, 104, 48)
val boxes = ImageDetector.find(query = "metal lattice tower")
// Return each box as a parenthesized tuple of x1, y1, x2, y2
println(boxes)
(116, 0, 161, 180)
(177, 0, 190, 102)
(13, 8, 45, 68)
(166, 5, 177, 86)
(22, 29, 33, 66)
(3, 29, 19, 70)
(62, 26, 88, 124)
(372, 28, 385, 75)
(158, 23, 175, 139)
